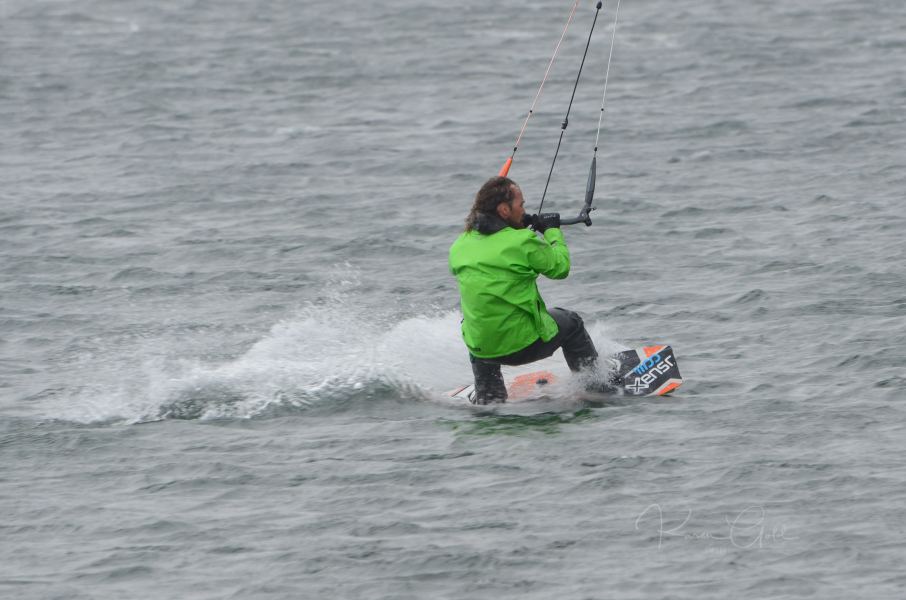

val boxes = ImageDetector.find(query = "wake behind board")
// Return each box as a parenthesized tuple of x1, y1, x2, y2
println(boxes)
(449, 344, 683, 403)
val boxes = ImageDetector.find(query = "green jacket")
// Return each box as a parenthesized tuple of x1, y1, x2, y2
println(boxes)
(449, 215, 570, 358)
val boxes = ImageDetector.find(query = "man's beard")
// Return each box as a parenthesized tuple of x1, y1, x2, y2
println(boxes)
(504, 213, 525, 229)
(511, 213, 530, 229)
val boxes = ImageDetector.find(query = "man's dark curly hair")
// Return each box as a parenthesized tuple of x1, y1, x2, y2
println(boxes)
(464, 176, 517, 232)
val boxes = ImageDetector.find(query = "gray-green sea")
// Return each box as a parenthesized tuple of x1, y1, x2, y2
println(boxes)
(2, 0, 905, 597)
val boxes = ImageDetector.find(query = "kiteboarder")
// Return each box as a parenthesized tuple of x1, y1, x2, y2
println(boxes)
(449, 176, 600, 404)
(445, 1, 684, 404)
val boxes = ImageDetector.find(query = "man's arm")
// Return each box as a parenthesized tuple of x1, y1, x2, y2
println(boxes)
(525, 228, 570, 280)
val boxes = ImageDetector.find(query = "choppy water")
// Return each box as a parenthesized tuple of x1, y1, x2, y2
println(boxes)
(2, 0, 905, 597)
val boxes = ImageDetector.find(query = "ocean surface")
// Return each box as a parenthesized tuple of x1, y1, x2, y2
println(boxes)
(2, 0, 905, 597)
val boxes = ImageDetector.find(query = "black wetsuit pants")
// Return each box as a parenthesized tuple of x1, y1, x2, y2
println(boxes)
(469, 308, 598, 405)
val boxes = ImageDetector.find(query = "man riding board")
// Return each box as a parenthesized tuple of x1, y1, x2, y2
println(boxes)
(449, 175, 601, 404)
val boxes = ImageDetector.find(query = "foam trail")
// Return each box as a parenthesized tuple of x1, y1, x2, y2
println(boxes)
(48, 308, 468, 423)
(47, 298, 625, 423)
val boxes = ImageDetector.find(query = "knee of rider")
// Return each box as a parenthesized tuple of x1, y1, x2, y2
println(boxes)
(564, 310, 585, 335)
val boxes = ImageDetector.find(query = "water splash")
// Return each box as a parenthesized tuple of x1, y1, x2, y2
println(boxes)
(42, 288, 624, 424)
(41, 304, 467, 423)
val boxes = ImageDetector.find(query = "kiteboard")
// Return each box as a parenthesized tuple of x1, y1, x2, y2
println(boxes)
(449, 344, 683, 403)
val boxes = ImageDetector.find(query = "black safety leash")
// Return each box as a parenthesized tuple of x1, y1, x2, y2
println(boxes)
(577, 0, 623, 227)
(537, 1, 603, 217)
(531, 0, 623, 230)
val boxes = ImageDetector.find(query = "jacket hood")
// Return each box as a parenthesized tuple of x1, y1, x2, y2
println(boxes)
(473, 213, 510, 235)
